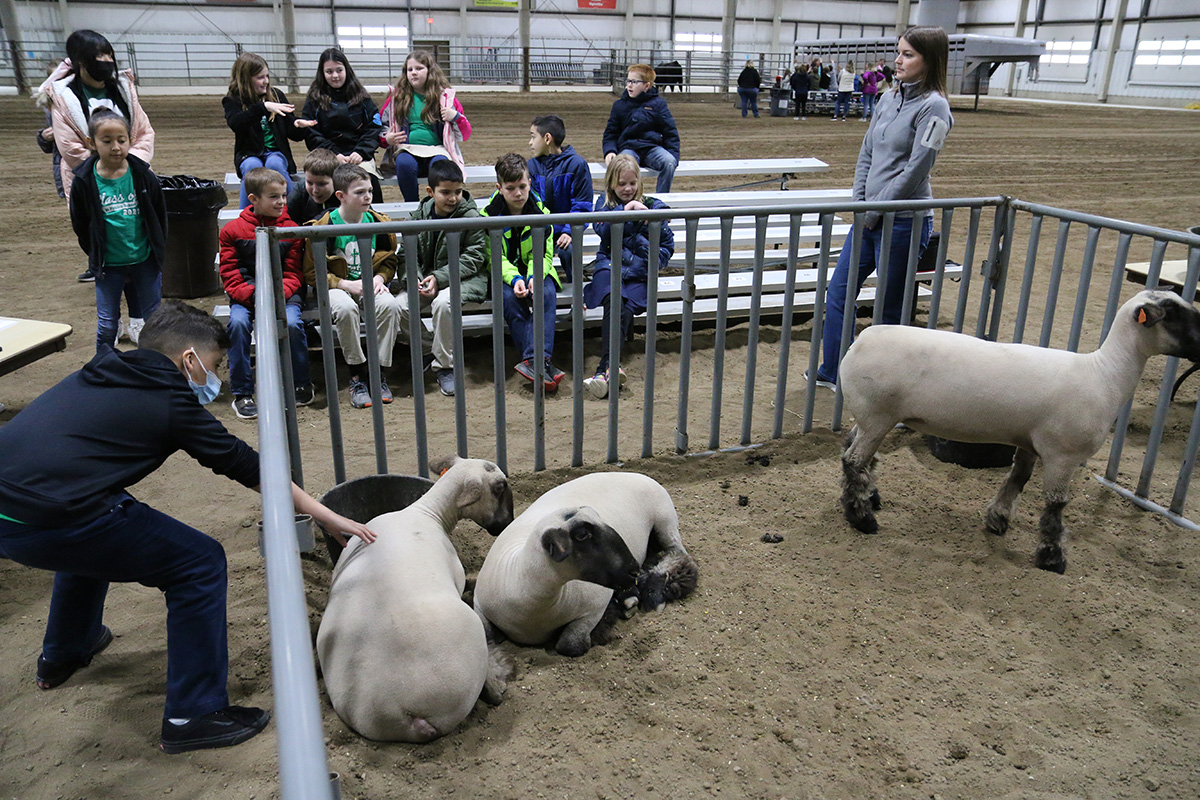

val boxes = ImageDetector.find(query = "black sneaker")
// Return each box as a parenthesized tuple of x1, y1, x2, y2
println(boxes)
(380, 381, 393, 404)
(436, 368, 455, 397)
(35, 626, 113, 690)
(77, 269, 96, 283)
(232, 395, 258, 419)
(160, 705, 271, 754)
(294, 384, 315, 406)
(543, 359, 562, 393)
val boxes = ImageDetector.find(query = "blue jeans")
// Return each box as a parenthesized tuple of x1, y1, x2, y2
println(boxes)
(395, 151, 449, 202)
(834, 91, 852, 118)
(501, 278, 557, 362)
(862, 93, 877, 118)
(817, 215, 933, 383)
(738, 87, 759, 117)
(239, 153, 293, 208)
(227, 295, 311, 397)
(621, 146, 677, 194)
(96, 258, 161, 353)
(0, 498, 230, 719)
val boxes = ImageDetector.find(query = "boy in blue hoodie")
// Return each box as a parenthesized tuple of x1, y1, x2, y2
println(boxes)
(527, 114, 593, 282)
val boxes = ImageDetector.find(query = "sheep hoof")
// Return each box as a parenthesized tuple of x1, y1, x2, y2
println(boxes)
(870, 490, 883, 510)
(845, 507, 879, 534)
(1035, 545, 1067, 574)
(985, 509, 1010, 536)
(555, 637, 591, 657)
(636, 571, 668, 612)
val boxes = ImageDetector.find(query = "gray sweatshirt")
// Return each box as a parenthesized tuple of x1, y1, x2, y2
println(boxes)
(852, 80, 953, 228)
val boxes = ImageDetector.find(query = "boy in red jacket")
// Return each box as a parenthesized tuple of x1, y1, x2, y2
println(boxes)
(218, 167, 314, 419)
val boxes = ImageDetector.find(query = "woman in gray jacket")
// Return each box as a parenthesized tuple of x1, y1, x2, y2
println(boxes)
(811, 26, 953, 387)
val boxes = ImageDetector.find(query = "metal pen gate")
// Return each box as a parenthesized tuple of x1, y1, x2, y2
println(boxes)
(251, 197, 1200, 798)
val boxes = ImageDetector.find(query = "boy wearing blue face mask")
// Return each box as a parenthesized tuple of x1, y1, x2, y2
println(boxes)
(0, 301, 377, 755)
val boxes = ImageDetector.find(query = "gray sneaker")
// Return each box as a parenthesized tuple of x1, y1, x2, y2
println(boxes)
(349, 377, 371, 409)
(232, 395, 258, 419)
(436, 368, 455, 397)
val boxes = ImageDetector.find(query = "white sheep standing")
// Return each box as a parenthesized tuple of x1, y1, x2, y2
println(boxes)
(317, 457, 515, 742)
(838, 289, 1200, 573)
(473, 472, 698, 657)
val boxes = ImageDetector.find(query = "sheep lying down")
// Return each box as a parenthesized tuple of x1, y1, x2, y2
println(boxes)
(838, 289, 1200, 574)
(317, 457, 515, 742)
(474, 472, 699, 657)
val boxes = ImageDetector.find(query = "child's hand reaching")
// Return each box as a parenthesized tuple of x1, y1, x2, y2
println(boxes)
(264, 101, 294, 119)
(624, 200, 648, 212)
(293, 118, 318, 129)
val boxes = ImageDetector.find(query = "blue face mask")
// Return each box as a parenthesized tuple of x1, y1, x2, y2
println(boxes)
(185, 348, 222, 405)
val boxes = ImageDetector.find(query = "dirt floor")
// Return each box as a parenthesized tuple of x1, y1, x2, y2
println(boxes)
(2, 90, 1200, 800)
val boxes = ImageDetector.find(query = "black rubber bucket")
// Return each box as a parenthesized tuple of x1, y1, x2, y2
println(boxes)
(924, 436, 1016, 469)
(317, 474, 435, 564)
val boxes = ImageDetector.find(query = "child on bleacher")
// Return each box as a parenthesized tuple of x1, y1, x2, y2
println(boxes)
(395, 160, 489, 398)
(380, 50, 471, 203)
(303, 164, 402, 409)
(481, 153, 565, 393)
(218, 167, 314, 420)
(222, 52, 310, 209)
(527, 114, 593, 282)
(583, 154, 675, 399)
(300, 49, 384, 203)
(69, 108, 165, 355)
(287, 148, 340, 224)
(602, 63, 680, 194)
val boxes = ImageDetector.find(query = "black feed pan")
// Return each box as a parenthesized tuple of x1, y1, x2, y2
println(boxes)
(318, 474, 435, 564)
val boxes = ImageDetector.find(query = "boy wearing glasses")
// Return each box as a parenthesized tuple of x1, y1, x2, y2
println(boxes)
(602, 64, 680, 194)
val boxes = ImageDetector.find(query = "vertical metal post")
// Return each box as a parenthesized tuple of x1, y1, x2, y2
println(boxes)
(1100, 233, 1133, 342)
(311, 239, 346, 485)
(707, 217, 733, 451)
(267, 230, 302, 486)
(605, 222, 623, 464)
(773, 215, 801, 439)
(641, 222, 662, 459)
(675, 218, 698, 454)
(899, 214, 924, 326)
(402, 237, 430, 477)
(954, 207, 981, 334)
(1012, 213, 1044, 344)
(803, 214, 834, 434)
(447, 232, 468, 457)
(1037, 220, 1071, 348)
(740, 216, 767, 446)
(926, 207, 953, 328)
(253, 227, 337, 800)
(355, 235, 387, 474)
(872, 214, 894, 326)
(831, 213, 865, 431)
(571, 224, 586, 468)
(530, 225, 547, 471)
(1067, 226, 1100, 352)
(1169, 246, 1200, 514)
(488, 233, 508, 475)
(974, 205, 1007, 340)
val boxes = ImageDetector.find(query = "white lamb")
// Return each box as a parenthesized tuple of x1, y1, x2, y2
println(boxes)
(838, 289, 1200, 573)
(473, 472, 698, 657)
(316, 457, 515, 742)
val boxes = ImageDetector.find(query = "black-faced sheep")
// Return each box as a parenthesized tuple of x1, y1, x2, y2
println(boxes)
(838, 289, 1200, 573)
(316, 457, 515, 742)
(473, 472, 698, 657)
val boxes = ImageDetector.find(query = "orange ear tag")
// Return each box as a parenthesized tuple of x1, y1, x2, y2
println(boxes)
(439, 467, 450, 477)
(1137, 309, 1148, 324)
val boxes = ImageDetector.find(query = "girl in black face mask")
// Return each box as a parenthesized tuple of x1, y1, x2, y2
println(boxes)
(39, 29, 156, 292)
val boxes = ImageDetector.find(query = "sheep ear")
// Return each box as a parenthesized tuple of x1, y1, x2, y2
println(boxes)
(430, 454, 459, 476)
(457, 475, 484, 508)
(1137, 303, 1166, 327)
(541, 527, 572, 562)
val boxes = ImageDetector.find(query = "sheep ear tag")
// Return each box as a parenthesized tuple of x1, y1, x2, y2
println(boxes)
(1138, 309, 1148, 325)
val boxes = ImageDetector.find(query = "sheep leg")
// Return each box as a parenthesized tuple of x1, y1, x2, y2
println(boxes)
(556, 618, 597, 657)
(841, 424, 891, 534)
(1034, 456, 1078, 574)
(480, 642, 513, 706)
(984, 447, 1038, 536)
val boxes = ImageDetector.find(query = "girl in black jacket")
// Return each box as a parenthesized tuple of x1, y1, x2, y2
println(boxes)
(300, 49, 385, 202)
(223, 52, 310, 208)
(69, 109, 166, 353)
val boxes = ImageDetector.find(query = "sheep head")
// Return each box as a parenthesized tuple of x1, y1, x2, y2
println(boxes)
(439, 457, 515, 536)
(1133, 289, 1200, 362)
(538, 506, 641, 591)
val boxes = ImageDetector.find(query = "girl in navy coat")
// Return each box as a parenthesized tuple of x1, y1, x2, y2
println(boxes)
(583, 154, 675, 399)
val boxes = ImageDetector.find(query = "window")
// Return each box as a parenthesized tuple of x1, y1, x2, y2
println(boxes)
(337, 25, 408, 51)
(1040, 40, 1090, 67)
(1135, 39, 1199, 67)
(674, 32, 722, 54)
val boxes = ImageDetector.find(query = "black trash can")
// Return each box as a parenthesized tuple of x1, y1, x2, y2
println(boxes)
(160, 175, 228, 299)
(317, 474, 435, 564)
(769, 87, 791, 117)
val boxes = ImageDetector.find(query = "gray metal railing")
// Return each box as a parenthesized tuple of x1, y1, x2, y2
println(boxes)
(250, 195, 1200, 798)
